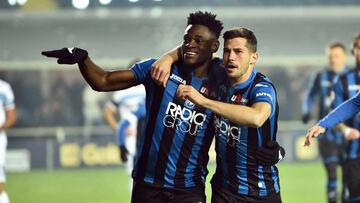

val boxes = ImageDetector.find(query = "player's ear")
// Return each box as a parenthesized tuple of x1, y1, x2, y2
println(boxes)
(250, 52, 259, 65)
(211, 40, 220, 53)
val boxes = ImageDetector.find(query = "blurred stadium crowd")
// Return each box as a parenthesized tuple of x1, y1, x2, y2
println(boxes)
(0, 65, 309, 127)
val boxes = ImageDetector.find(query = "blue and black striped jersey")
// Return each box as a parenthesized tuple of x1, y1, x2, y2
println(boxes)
(211, 69, 280, 201)
(333, 69, 360, 159)
(130, 58, 226, 188)
(303, 69, 345, 143)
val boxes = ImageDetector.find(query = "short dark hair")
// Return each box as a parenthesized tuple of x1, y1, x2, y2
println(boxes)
(223, 27, 257, 53)
(187, 11, 223, 39)
(353, 33, 360, 49)
(328, 42, 346, 52)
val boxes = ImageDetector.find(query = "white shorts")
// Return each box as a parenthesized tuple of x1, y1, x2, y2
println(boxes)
(125, 134, 136, 175)
(0, 135, 7, 182)
(0, 135, 7, 167)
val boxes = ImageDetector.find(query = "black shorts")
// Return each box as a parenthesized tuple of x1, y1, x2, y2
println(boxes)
(318, 137, 346, 165)
(131, 181, 206, 203)
(211, 184, 281, 203)
(343, 158, 360, 201)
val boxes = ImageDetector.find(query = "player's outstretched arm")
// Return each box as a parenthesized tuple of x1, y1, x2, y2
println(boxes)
(318, 92, 360, 129)
(42, 47, 137, 91)
(103, 104, 118, 131)
(151, 46, 181, 87)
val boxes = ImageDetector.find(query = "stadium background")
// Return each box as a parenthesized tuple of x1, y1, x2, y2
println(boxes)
(1, 0, 359, 202)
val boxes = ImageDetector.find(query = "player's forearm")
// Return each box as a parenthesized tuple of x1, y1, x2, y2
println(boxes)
(161, 46, 181, 62)
(103, 109, 118, 131)
(1, 109, 17, 130)
(303, 75, 319, 111)
(78, 57, 110, 91)
(302, 95, 314, 114)
(202, 99, 268, 128)
(79, 57, 137, 91)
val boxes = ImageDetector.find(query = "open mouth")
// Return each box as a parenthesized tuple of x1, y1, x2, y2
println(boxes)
(226, 64, 237, 69)
(184, 51, 198, 58)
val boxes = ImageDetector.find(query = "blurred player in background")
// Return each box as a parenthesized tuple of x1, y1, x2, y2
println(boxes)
(305, 33, 360, 203)
(103, 72, 146, 192)
(0, 79, 17, 203)
(302, 42, 348, 203)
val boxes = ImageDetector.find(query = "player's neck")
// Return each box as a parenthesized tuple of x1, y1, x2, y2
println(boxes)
(356, 61, 360, 70)
(331, 65, 345, 74)
(193, 60, 210, 78)
(228, 66, 254, 87)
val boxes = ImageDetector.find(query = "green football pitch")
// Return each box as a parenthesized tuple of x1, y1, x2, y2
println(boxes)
(7, 162, 336, 203)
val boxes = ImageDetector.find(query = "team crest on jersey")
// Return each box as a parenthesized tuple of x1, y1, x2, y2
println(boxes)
(184, 99, 195, 109)
(200, 87, 209, 96)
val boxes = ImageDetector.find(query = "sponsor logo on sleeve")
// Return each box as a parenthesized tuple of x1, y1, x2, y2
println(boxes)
(255, 92, 273, 100)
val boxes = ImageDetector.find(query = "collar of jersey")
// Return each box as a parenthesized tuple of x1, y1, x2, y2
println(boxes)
(178, 63, 209, 80)
(190, 71, 209, 80)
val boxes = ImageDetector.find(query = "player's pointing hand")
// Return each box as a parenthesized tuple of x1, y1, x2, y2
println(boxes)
(42, 47, 88, 64)
(304, 125, 325, 146)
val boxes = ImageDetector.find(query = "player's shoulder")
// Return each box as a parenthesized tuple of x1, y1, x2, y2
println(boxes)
(320, 68, 330, 74)
(0, 79, 10, 87)
(254, 71, 274, 87)
(0, 79, 12, 93)
(338, 68, 356, 80)
(346, 68, 356, 74)
(133, 58, 158, 68)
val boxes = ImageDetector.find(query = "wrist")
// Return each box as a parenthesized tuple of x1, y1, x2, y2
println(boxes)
(317, 121, 327, 130)
(344, 127, 351, 137)
(202, 97, 211, 109)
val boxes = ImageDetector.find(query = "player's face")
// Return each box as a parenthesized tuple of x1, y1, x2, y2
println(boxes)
(354, 39, 360, 64)
(182, 24, 217, 67)
(223, 37, 258, 80)
(328, 47, 347, 71)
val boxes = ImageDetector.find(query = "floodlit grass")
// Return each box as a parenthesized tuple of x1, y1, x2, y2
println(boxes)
(7, 162, 334, 203)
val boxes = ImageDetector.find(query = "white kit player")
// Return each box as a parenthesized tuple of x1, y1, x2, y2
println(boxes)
(0, 79, 17, 203)
(103, 84, 146, 190)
